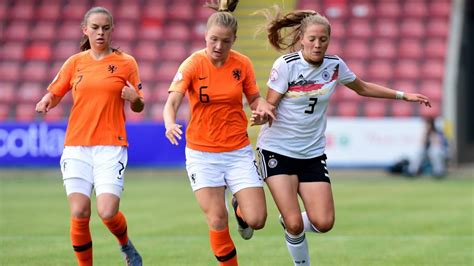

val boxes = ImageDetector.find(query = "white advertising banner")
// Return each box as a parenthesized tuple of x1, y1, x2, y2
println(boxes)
(325, 117, 425, 167)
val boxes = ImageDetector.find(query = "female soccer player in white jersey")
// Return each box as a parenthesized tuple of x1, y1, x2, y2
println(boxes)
(252, 7, 432, 266)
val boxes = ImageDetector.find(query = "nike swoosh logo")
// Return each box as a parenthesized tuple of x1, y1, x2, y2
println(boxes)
(198, 76, 207, 80)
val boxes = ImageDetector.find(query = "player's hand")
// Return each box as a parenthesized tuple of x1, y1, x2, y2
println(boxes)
(121, 81, 139, 103)
(252, 98, 276, 127)
(35, 94, 53, 113)
(251, 110, 270, 126)
(403, 92, 431, 107)
(165, 123, 183, 145)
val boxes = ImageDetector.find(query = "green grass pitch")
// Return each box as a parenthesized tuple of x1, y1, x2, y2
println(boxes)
(0, 168, 472, 265)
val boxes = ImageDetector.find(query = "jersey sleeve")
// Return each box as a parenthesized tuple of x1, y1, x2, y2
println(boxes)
(337, 56, 356, 84)
(243, 57, 259, 97)
(127, 57, 144, 98)
(168, 55, 196, 94)
(47, 55, 76, 97)
(266, 56, 289, 94)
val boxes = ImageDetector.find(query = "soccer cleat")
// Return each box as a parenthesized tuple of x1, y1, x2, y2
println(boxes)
(231, 197, 253, 240)
(120, 240, 142, 266)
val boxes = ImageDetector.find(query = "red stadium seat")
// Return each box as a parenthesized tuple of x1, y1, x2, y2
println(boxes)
(327, 38, 343, 57)
(375, 1, 401, 18)
(152, 82, 171, 103)
(329, 20, 346, 39)
(134, 41, 160, 61)
(367, 60, 393, 81)
(395, 60, 420, 80)
(138, 62, 156, 84)
(419, 80, 443, 102)
(9, 2, 34, 20)
(21, 62, 49, 82)
(298, 0, 322, 11)
(160, 41, 188, 61)
(24, 42, 52, 61)
(62, 2, 88, 21)
(427, 19, 449, 38)
(403, 1, 428, 18)
(343, 39, 369, 60)
(419, 101, 441, 118)
(421, 60, 445, 80)
(58, 22, 83, 41)
(400, 19, 425, 38)
(150, 103, 165, 122)
(15, 104, 37, 122)
(391, 101, 416, 117)
(140, 23, 164, 41)
(36, 3, 61, 21)
(4, 21, 30, 41)
(30, 22, 56, 41)
(142, 2, 166, 22)
(54, 41, 78, 61)
(425, 38, 447, 59)
(0, 82, 15, 103)
(156, 62, 180, 82)
(196, 7, 214, 21)
(323, 0, 348, 19)
(350, 2, 375, 18)
(398, 39, 424, 59)
(114, 23, 137, 41)
(335, 101, 359, 117)
(347, 19, 372, 38)
(1, 42, 25, 61)
(163, 22, 191, 41)
(115, 41, 133, 54)
(429, 1, 452, 18)
(93, 0, 115, 13)
(345, 59, 366, 79)
(43, 104, 66, 122)
(192, 23, 207, 41)
(363, 100, 387, 117)
(116, 3, 140, 21)
(371, 39, 396, 60)
(373, 19, 399, 38)
(0, 103, 10, 121)
(337, 86, 363, 103)
(167, 3, 193, 21)
(392, 80, 418, 94)
(18, 83, 43, 103)
(0, 62, 21, 82)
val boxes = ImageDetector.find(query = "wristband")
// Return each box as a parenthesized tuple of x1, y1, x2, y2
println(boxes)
(395, 90, 404, 100)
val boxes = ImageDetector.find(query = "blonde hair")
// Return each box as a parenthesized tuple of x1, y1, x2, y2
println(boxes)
(258, 6, 331, 52)
(204, 0, 240, 36)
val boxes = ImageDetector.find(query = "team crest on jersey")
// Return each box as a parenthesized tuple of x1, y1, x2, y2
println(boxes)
(137, 83, 142, 90)
(232, 68, 241, 81)
(322, 70, 330, 81)
(270, 68, 279, 81)
(108, 64, 117, 73)
(268, 158, 278, 168)
(173, 71, 183, 82)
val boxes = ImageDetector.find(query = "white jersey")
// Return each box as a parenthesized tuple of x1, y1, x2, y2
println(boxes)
(257, 51, 356, 159)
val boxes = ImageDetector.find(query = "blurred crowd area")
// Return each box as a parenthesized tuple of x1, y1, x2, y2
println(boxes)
(0, 0, 450, 122)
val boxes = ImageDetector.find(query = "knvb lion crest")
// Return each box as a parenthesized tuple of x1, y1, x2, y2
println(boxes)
(232, 68, 241, 81)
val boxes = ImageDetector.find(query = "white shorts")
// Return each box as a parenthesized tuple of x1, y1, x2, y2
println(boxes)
(185, 144, 263, 194)
(60, 146, 128, 198)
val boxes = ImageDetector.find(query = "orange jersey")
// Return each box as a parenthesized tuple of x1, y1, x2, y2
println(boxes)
(48, 50, 143, 146)
(169, 49, 259, 152)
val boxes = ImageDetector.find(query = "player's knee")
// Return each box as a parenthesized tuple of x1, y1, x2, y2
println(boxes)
(208, 215, 229, 231)
(70, 207, 91, 218)
(285, 217, 304, 235)
(246, 212, 267, 230)
(97, 208, 118, 220)
(312, 217, 334, 233)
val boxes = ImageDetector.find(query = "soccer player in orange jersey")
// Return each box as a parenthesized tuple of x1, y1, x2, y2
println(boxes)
(35, 7, 144, 266)
(163, 1, 275, 265)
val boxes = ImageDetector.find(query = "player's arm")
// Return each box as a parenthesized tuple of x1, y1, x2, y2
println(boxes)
(345, 77, 431, 107)
(250, 88, 283, 126)
(121, 81, 145, 112)
(35, 92, 63, 113)
(163, 91, 185, 145)
(247, 92, 276, 126)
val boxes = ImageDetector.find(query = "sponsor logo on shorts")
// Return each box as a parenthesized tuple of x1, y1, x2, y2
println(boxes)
(268, 158, 278, 168)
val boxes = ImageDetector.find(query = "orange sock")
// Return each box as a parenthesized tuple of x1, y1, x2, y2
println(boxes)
(70, 217, 92, 266)
(102, 211, 129, 246)
(209, 227, 238, 266)
(236, 206, 244, 221)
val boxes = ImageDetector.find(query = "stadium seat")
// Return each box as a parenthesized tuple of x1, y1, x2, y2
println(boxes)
(24, 42, 52, 61)
(142, 2, 166, 22)
(298, 0, 322, 11)
(371, 39, 396, 60)
(15, 104, 36, 122)
(58, 22, 83, 41)
(347, 19, 372, 39)
(392, 80, 418, 94)
(61, 2, 88, 21)
(167, 2, 193, 21)
(138, 62, 157, 84)
(36, 3, 61, 21)
(192, 23, 207, 41)
(390, 101, 416, 117)
(398, 38, 424, 59)
(116, 3, 140, 21)
(134, 41, 160, 61)
(152, 82, 171, 103)
(0, 103, 10, 121)
(0, 82, 15, 103)
(429, 1, 452, 18)
(114, 23, 137, 41)
(4, 21, 30, 41)
(421, 60, 445, 80)
(375, 1, 401, 18)
(420, 80, 443, 102)
(327, 38, 343, 57)
(323, 0, 348, 19)
(160, 41, 188, 61)
(190, 40, 205, 53)
(343, 39, 369, 60)
(30, 22, 56, 41)
(335, 101, 359, 117)
(196, 6, 215, 21)
(163, 22, 191, 41)
(43, 104, 66, 122)
(367, 60, 393, 81)
(400, 19, 426, 38)
(363, 99, 387, 117)
(345, 59, 366, 79)
(329, 20, 346, 39)
(350, 2, 375, 18)
(115, 41, 133, 54)
(21, 62, 49, 82)
(9, 2, 34, 20)
(149, 103, 165, 122)
(54, 41, 78, 61)
(427, 19, 449, 38)
(419, 101, 441, 117)
(337, 86, 363, 103)
(403, 1, 428, 18)
(1, 42, 25, 61)
(93, 0, 115, 13)
(156, 62, 180, 82)
(18, 82, 43, 103)
(0, 62, 21, 82)
(373, 19, 399, 38)
(140, 22, 164, 41)
(425, 38, 447, 59)
(395, 60, 420, 80)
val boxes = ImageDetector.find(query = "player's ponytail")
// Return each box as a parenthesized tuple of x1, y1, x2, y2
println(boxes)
(256, 6, 331, 52)
(204, 0, 239, 36)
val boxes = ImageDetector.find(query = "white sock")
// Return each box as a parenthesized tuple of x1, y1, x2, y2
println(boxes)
(285, 230, 310, 266)
(302, 212, 320, 233)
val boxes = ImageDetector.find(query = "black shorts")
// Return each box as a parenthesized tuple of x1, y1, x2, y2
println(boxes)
(256, 148, 330, 183)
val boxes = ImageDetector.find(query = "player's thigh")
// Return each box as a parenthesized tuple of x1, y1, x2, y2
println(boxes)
(194, 187, 228, 230)
(299, 182, 335, 229)
(224, 145, 263, 194)
(233, 187, 266, 226)
(265, 174, 302, 218)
